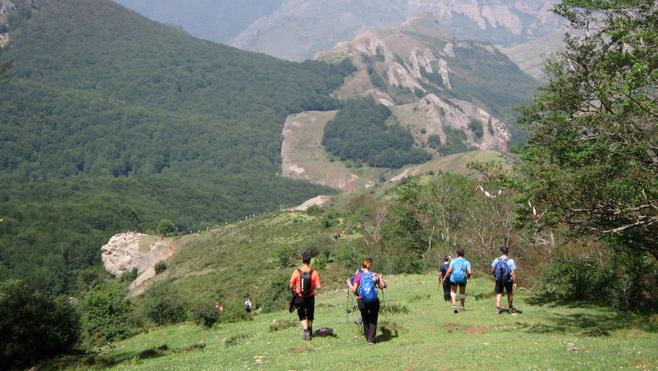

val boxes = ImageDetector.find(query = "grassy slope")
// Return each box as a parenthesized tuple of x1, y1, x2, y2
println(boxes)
(129, 211, 357, 304)
(57, 275, 657, 370)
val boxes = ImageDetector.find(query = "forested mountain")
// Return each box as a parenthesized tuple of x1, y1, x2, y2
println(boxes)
(0, 0, 353, 293)
(115, 0, 564, 62)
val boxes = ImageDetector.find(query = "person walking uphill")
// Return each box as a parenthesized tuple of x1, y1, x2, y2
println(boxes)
(439, 256, 452, 303)
(491, 245, 517, 314)
(445, 248, 472, 313)
(350, 257, 386, 345)
(289, 252, 321, 340)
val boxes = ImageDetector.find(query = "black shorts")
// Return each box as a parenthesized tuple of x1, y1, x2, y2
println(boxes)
(450, 281, 467, 288)
(494, 280, 513, 294)
(295, 295, 315, 321)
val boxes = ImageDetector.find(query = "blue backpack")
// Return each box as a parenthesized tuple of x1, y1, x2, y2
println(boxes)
(450, 258, 467, 284)
(358, 272, 378, 303)
(494, 257, 512, 283)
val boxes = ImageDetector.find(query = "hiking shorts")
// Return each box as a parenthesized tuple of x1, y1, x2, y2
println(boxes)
(494, 280, 513, 294)
(450, 281, 467, 288)
(295, 295, 315, 321)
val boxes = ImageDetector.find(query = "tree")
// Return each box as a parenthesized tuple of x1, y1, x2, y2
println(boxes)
(0, 280, 80, 369)
(79, 281, 133, 346)
(518, 0, 657, 257)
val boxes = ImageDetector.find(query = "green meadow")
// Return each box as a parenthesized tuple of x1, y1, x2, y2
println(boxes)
(54, 275, 657, 370)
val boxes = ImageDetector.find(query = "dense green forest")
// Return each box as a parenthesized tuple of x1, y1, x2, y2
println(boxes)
(0, 0, 353, 294)
(322, 99, 431, 168)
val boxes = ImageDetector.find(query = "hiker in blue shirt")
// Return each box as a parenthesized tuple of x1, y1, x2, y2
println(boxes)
(491, 245, 517, 314)
(445, 248, 472, 313)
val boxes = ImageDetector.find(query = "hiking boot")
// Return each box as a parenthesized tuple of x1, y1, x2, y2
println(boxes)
(452, 306, 458, 313)
(460, 306, 465, 312)
(509, 307, 517, 314)
(303, 331, 311, 341)
(496, 307, 502, 315)
(354, 318, 363, 325)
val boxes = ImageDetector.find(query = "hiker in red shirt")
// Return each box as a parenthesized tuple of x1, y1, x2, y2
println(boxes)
(289, 252, 321, 340)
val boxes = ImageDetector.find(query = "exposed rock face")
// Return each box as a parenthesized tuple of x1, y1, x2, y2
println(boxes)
(317, 15, 517, 153)
(101, 232, 177, 278)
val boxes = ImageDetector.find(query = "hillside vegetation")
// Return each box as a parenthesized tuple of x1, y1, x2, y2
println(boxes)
(0, 0, 353, 293)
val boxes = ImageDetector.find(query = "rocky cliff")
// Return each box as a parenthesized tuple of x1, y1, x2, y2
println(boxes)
(100, 232, 178, 292)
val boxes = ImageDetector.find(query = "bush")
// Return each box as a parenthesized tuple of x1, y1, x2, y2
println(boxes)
(157, 219, 176, 236)
(154, 260, 167, 274)
(259, 271, 292, 313)
(142, 284, 187, 326)
(531, 250, 658, 311)
(79, 281, 133, 346)
(276, 245, 298, 268)
(0, 280, 80, 369)
(468, 120, 484, 140)
(427, 134, 441, 149)
(192, 303, 219, 328)
(120, 267, 139, 282)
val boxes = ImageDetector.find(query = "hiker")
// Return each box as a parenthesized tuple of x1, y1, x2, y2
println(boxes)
(491, 245, 518, 314)
(346, 265, 364, 325)
(244, 297, 253, 313)
(438, 255, 452, 303)
(289, 252, 321, 340)
(350, 257, 387, 345)
(445, 248, 472, 313)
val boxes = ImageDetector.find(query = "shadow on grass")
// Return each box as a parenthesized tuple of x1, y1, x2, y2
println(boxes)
(376, 321, 400, 343)
(515, 312, 658, 337)
(42, 343, 207, 370)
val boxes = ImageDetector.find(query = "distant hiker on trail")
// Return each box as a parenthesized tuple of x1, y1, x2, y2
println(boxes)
(244, 297, 253, 313)
(438, 255, 452, 303)
(491, 245, 518, 314)
(445, 248, 472, 313)
(289, 252, 321, 340)
(350, 257, 387, 345)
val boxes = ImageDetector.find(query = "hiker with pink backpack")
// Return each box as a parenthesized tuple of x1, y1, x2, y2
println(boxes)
(350, 257, 387, 345)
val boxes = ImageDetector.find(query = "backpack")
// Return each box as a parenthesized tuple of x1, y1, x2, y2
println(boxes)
(450, 259, 467, 284)
(494, 257, 512, 283)
(358, 272, 378, 303)
(299, 269, 313, 298)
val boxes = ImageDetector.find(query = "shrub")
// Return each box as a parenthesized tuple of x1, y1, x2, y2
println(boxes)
(0, 280, 80, 369)
(427, 134, 441, 149)
(154, 260, 167, 274)
(79, 281, 133, 346)
(276, 245, 298, 268)
(120, 267, 139, 282)
(157, 219, 176, 236)
(192, 303, 219, 328)
(531, 250, 657, 311)
(468, 120, 484, 140)
(142, 284, 187, 325)
(260, 270, 292, 313)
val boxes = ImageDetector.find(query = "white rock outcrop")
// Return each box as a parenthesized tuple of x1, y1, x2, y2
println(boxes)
(101, 232, 176, 277)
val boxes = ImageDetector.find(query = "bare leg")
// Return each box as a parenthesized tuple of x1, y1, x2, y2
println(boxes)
(508, 292, 513, 308)
(450, 285, 457, 307)
(301, 319, 308, 330)
(496, 293, 502, 308)
(459, 285, 466, 309)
